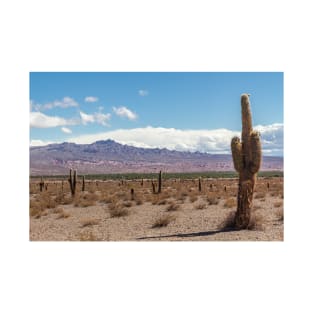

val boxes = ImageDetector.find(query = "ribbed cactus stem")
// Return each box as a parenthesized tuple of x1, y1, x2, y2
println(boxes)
(231, 94, 262, 229)
(231, 137, 244, 172)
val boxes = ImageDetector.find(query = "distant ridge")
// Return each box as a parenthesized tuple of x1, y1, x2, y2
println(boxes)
(30, 139, 283, 175)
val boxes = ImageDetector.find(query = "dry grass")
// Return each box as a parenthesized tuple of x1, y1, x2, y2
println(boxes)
(219, 211, 264, 231)
(224, 197, 236, 208)
(194, 203, 207, 210)
(79, 230, 98, 241)
(74, 192, 99, 207)
(56, 210, 71, 219)
(166, 202, 180, 212)
(30, 207, 47, 218)
(273, 201, 283, 208)
(255, 192, 266, 199)
(219, 211, 236, 230)
(80, 218, 100, 227)
(152, 214, 176, 228)
(108, 203, 130, 218)
(189, 194, 198, 203)
(275, 207, 284, 221)
(207, 196, 219, 205)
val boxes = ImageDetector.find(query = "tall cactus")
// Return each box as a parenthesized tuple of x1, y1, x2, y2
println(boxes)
(68, 168, 77, 196)
(231, 94, 262, 229)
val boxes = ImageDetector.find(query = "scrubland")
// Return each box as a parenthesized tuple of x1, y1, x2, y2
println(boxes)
(29, 177, 283, 241)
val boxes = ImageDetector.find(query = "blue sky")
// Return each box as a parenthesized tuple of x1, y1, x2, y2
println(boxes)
(30, 72, 283, 155)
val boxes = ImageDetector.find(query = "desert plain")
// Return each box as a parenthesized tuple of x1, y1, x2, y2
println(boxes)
(29, 175, 283, 241)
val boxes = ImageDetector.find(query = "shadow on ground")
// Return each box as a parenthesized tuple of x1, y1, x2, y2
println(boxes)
(136, 228, 237, 240)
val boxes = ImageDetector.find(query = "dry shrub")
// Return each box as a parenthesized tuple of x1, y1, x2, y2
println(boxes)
(166, 202, 180, 212)
(74, 192, 98, 207)
(123, 201, 133, 207)
(79, 231, 98, 241)
(52, 207, 64, 214)
(207, 196, 219, 205)
(224, 197, 236, 208)
(275, 207, 284, 221)
(157, 198, 168, 205)
(248, 213, 265, 231)
(219, 211, 236, 229)
(274, 201, 283, 208)
(136, 198, 143, 205)
(219, 211, 264, 231)
(80, 218, 100, 227)
(194, 203, 207, 210)
(152, 214, 176, 228)
(255, 192, 266, 199)
(189, 194, 198, 203)
(108, 203, 129, 218)
(30, 207, 47, 218)
(62, 195, 73, 205)
(36, 192, 57, 209)
(56, 211, 70, 219)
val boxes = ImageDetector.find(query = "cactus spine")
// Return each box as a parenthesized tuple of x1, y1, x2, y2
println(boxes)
(68, 168, 77, 196)
(158, 170, 162, 194)
(231, 94, 262, 229)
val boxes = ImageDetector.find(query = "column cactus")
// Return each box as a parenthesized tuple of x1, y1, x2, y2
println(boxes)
(231, 94, 262, 229)
(82, 175, 85, 192)
(68, 168, 77, 196)
(158, 170, 162, 194)
(39, 176, 44, 192)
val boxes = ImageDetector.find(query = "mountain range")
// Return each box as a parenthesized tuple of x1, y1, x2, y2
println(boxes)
(30, 139, 283, 175)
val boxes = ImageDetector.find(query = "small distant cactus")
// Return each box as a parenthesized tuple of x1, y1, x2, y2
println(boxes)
(130, 188, 135, 200)
(68, 168, 77, 196)
(39, 176, 44, 192)
(82, 175, 85, 192)
(152, 181, 156, 194)
(231, 94, 262, 229)
(158, 170, 162, 194)
(198, 177, 202, 192)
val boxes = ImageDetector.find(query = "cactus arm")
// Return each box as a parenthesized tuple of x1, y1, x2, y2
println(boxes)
(241, 94, 253, 139)
(249, 131, 262, 174)
(231, 136, 244, 172)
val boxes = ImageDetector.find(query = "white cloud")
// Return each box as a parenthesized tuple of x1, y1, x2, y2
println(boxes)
(85, 96, 99, 102)
(113, 106, 137, 120)
(80, 111, 111, 126)
(30, 112, 77, 128)
(29, 139, 58, 147)
(32, 97, 79, 111)
(61, 127, 72, 134)
(138, 89, 149, 96)
(64, 124, 283, 155)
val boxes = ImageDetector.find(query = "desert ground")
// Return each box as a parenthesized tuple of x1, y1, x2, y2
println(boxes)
(29, 176, 283, 241)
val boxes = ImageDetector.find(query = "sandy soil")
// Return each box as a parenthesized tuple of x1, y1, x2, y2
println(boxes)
(29, 178, 283, 241)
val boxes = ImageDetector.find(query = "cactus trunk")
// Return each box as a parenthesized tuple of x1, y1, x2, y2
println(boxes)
(231, 94, 262, 229)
